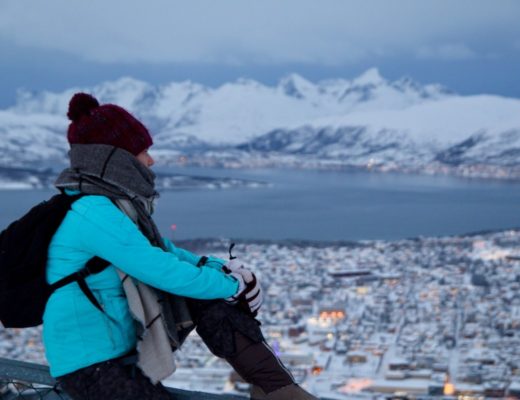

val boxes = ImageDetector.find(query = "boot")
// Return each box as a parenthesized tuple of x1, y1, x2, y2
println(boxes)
(225, 332, 318, 399)
(250, 383, 319, 400)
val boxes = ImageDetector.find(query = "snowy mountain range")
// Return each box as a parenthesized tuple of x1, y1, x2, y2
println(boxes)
(1, 68, 520, 178)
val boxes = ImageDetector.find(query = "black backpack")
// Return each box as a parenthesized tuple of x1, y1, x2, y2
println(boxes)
(0, 193, 110, 328)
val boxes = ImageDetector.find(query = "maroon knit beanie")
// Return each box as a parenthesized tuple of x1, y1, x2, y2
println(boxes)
(66, 93, 153, 156)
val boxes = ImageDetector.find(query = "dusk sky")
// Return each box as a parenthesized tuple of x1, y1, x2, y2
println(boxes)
(1, 0, 519, 107)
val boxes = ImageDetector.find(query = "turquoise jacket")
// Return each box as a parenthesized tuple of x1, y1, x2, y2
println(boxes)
(43, 194, 238, 377)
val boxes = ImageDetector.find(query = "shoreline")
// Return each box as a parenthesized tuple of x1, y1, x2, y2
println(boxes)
(1, 162, 520, 191)
(176, 227, 520, 250)
(174, 227, 520, 252)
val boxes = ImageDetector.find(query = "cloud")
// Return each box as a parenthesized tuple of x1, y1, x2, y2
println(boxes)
(416, 44, 477, 60)
(0, 0, 519, 66)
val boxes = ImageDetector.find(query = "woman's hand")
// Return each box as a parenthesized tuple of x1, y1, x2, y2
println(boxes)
(223, 259, 263, 315)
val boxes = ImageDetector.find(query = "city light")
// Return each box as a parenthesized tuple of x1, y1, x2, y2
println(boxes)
(339, 378, 374, 393)
(444, 379, 456, 396)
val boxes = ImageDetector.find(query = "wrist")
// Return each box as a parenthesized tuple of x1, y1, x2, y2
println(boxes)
(225, 272, 246, 302)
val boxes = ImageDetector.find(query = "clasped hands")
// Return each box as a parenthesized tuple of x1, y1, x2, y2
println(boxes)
(223, 258, 263, 316)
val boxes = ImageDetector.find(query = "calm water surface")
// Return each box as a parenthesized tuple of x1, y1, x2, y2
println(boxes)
(1, 168, 519, 242)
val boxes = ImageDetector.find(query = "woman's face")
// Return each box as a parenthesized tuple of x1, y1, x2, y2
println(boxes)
(136, 149, 155, 168)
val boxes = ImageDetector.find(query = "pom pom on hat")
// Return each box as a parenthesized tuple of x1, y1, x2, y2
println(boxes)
(67, 93, 100, 122)
(66, 92, 153, 156)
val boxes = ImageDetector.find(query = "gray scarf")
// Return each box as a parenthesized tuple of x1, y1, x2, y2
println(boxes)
(55, 144, 193, 383)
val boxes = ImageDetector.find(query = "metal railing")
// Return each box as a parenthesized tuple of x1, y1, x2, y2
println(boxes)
(0, 358, 247, 399)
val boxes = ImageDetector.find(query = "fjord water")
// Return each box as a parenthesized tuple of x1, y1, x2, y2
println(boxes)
(1, 168, 519, 242)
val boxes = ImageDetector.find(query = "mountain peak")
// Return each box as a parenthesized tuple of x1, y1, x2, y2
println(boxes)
(352, 68, 385, 86)
(280, 73, 311, 85)
(96, 76, 151, 94)
(278, 73, 315, 99)
(234, 77, 263, 87)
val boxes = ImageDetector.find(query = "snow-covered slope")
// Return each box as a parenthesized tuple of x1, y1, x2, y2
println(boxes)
(0, 110, 68, 167)
(243, 94, 520, 167)
(1, 68, 519, 175)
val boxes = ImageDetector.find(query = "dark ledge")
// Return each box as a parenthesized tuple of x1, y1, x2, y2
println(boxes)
(0, 357, 248, 399)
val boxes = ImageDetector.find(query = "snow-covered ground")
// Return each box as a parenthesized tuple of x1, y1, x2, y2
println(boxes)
(2, 230, 519, 398)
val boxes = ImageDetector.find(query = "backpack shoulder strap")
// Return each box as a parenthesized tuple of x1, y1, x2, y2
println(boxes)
(48, 194, 117, 314)
(49, 257, 111, 313)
